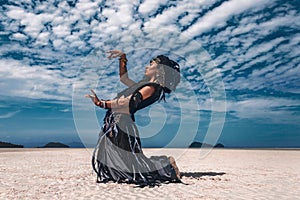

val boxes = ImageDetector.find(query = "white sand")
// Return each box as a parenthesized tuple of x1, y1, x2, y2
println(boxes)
(0, 148, 299, 200)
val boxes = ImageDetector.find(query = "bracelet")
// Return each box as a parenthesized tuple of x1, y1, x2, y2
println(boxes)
(119, 58, 127, 62)
(103, 101, 107, 109)
(96, 100, 106, 109)
(119, 54, 127, 62)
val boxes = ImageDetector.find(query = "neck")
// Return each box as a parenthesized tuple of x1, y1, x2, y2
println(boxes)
(144, 75, 156, 82)
(149, 76, 157, 82)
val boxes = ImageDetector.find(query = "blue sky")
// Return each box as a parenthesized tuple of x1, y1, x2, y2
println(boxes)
(0, 0, 299, 148)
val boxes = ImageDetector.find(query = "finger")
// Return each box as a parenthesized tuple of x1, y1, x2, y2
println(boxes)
(107, 53, 113, 59)
(106, 50, 117, 54)
(85, 94, 94, 98)
(91, 89, 96, 95)
(106, 51, 114, 56)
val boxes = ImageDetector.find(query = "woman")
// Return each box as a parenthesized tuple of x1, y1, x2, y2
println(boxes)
(86, 50, 181, 187)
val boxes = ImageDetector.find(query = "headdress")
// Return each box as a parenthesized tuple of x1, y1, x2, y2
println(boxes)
(152, 55, 180, 94)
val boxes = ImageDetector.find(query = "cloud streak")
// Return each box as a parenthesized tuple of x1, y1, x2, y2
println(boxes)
(0, 110, 21, 119)
(183, 0, 272, 37)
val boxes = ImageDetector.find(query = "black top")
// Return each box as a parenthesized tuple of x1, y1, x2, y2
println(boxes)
(129, 82, 162, 117)
(115, 80, 163, 121)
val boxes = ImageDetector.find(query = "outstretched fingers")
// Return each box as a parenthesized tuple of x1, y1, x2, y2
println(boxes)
(85, 94, 95, 99)
(85, 89, 97, 99)
(106, 50, 123, 59)
(106, 50, 115, 59)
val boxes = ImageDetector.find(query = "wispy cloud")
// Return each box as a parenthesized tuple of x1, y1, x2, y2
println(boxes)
(0, 110, 21, 119)
(183, 0, 272, 37)
(226, 98, 300, 124)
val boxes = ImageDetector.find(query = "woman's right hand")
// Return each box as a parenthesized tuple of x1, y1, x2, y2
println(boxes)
(106, 50, 124, 59)
(85, 89, 100, 106)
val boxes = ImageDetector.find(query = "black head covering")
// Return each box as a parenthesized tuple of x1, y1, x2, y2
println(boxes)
(155, 55, 180, 72)
(152, 55, 180, 93)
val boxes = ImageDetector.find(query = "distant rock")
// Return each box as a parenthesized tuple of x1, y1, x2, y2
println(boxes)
(0, 141, 24, 148)
(189, 142, 201, 148)
(214, 143, 225, 148)
(189, 142, 213, 148)
(189, 141, 225, 148)
(39, 142, 69, 148)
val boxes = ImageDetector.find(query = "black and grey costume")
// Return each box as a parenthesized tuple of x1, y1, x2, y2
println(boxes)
(92, 80, 180, 187)
(92, 54, 181, 187)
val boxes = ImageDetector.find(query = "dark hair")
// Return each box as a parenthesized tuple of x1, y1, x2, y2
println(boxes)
(152, 55, 180, 94)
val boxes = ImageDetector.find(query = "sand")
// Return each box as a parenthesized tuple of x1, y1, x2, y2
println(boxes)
(0, 148, 299, 200)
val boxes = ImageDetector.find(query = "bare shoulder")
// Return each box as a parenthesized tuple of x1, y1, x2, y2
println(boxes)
(138, 85, 156, 100)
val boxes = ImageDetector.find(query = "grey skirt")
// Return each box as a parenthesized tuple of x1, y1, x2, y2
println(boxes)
(92, 110, 179, 187)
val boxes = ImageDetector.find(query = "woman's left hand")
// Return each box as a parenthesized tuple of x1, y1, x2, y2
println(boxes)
(106, 50, 124, 59)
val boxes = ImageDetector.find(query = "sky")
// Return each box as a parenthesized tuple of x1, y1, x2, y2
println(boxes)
(0, 0, 299, 148)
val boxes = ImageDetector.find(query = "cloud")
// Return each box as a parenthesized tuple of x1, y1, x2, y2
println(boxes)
(138, 0, 168, 16)
(52, 25, 70, 38)
(193, 1, 300, 95)
(183, 0, 272, 37)
(0, 110, 21, 119)
(60, 108, 71, 113)
(0, 59, 72, 100)
(226, 98, 300, 124)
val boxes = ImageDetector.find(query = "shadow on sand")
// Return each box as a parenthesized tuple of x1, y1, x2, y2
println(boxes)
(181, 172, 226, 178)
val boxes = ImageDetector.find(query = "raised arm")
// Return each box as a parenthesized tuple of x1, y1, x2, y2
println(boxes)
(106, 50, 136, 87)
(118, 54, 136, 87)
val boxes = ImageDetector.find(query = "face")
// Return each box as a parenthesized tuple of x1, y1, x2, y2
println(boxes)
(144, 60, 158, 78)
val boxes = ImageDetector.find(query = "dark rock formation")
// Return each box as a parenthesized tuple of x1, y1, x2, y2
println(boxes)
(40, 142, 69, 148)
(214, 143, 225, 148)
(0, 141, 24, 148)
(189, 142, 225, 148)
